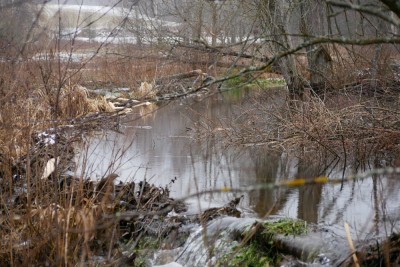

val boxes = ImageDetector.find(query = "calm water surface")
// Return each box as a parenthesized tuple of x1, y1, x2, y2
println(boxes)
(78, 89, 400, 239)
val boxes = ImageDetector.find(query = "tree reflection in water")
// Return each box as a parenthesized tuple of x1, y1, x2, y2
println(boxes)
(78, 93, 400, 239)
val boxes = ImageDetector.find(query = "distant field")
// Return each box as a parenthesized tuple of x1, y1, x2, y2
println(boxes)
(38, 3, 182, 45)
(41, 4, 126, 31)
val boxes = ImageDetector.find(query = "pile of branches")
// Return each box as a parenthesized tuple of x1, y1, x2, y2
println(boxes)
(191, 88, 400, 165)
(0, 122, 189, 266)
(1, 170, 188, 266)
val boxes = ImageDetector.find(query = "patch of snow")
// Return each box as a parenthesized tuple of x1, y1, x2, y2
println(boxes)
(37, 132, 56, 146)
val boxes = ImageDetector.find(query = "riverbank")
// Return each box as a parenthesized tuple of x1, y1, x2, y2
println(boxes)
(1, 34, 400, 267)
(2, 83, 400, 266)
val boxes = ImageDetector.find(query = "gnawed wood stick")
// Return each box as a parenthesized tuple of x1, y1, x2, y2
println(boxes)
(344, 222, 360, 267)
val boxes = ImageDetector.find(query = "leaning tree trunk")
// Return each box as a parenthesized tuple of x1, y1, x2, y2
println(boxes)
(299, 0, 332, 95)
(257, 0, 306, 99)
(193, 1, 204, 41)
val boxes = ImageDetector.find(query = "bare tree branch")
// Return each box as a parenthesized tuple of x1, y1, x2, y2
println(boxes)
(327, 0, 399, 27)
(206, 36, 400, 90)
(174, 41, 269, 63)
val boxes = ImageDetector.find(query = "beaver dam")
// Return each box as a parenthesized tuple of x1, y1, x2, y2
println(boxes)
(3, 1, 400, 265)
(65, 86, 399, 266)
(2, 76, 400, 266)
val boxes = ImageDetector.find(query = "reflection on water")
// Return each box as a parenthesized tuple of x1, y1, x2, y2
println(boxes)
(78, 89, 400, 239)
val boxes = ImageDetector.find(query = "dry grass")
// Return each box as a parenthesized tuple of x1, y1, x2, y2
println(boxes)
(190, 43, 400, 165)
(195, 91, 400, 166)
(1, 172, 164, 266)
(2, 19, 399, 265)
(78, 45, 218, 94)
(0, 32, 215, 265)
(58, 84, 115, 117)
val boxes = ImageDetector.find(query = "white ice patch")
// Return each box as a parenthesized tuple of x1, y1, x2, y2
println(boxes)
(37, 132, 56, 146)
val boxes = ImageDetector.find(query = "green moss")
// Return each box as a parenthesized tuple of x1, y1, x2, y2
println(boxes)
(136, 236, 160, 250)
(131, 236, 161, 267)
(223, 75, 248, 88)
(262, 218, 308, 237)
(134, 257, 147, 266)
(217, 219, 307, 267)
(216, 241, 273, 267)
(246, 78, 286, 89)
(222, 71, 286, 90)
(230, 242, 272, 267)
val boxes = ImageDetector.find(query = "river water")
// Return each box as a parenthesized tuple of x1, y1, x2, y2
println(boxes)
(77, 88, 400, 247)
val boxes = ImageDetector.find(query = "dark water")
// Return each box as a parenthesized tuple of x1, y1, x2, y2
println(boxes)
(77, 89, 400, 240)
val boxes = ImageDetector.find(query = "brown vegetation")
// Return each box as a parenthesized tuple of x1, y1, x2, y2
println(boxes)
(2, 34, 400, 266)
(0, 23, 236, 263)
(2, 0, 400, 265)
(192, 43, 400, 168)
(1, 171, 185, 266)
